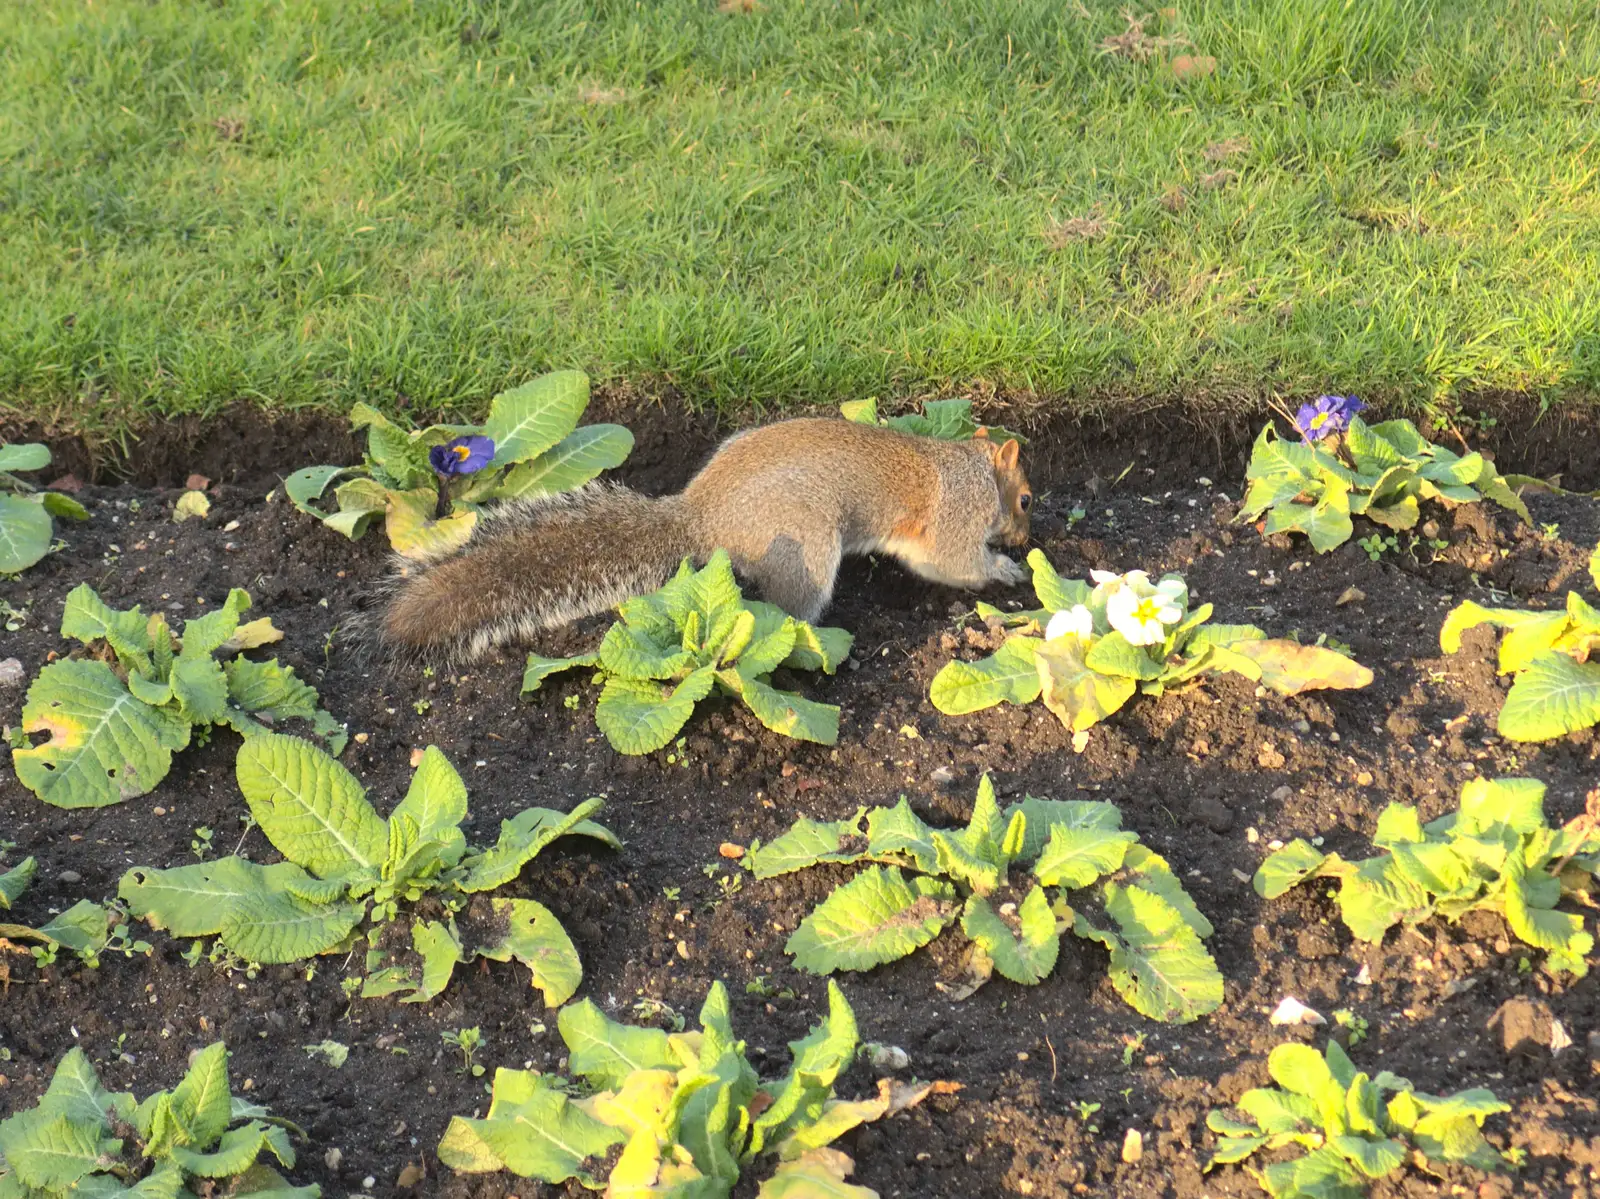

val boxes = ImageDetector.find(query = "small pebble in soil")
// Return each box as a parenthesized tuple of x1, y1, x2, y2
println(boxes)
(57, 870, 81, 884)
(0, 658, 24, 688)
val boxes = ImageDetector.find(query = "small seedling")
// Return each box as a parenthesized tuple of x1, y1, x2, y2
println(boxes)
(190, 826, 214, 860)
(1122, 1032, 1146, 1066)
(442, 1027, 484, 1075)
(521, 551, 853, 754)
(412, 698, 431, 715)
(1356, 533, 1397, 561)
(931, 553, 1371, 734)
(1333, 1009, 1370, 1047)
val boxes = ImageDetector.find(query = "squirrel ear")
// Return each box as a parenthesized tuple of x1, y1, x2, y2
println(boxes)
(997, 439, 1020, 469)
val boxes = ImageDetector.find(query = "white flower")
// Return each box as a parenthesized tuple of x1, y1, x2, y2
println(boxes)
(1106, 576, 1187, 646)
(1045, 604, 1094, 642)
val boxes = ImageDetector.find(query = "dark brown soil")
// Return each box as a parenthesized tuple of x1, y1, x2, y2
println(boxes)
(3, 404, 1599, 1199)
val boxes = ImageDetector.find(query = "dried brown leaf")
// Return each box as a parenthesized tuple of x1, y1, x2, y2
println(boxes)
(1171, 54, 1218, 79)
(1203, 136, 1250, 161)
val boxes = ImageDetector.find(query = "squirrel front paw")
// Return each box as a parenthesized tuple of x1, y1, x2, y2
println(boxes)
(990, 554, 1028, 586)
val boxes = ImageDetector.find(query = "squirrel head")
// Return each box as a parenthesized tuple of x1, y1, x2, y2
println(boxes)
(974, 428, 1031, 547)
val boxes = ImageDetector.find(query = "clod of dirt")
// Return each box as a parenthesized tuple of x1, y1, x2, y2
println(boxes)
(1190, 796, 1233, 833)
(1487, 996, 1555, 1057)
(0, 658, 23, 688)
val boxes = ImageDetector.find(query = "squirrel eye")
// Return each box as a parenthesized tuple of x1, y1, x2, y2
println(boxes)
(1019, 494, 1032, 511)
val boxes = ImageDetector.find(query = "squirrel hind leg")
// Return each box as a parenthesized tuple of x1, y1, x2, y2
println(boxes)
(740, 533, 839, 624)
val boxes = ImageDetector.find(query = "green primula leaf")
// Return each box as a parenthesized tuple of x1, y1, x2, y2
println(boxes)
(476, 898, 584, 1008)
(390, 747, 469, 869)
(748, 811, 871, 878)
(598, 620, 697, 680)
(780, 618, 854, 674)
(495, 424, 633, 498)
(0, 442, 50, 472)
(1, 856, 37, 909)
(520, 651, 596, 693)
(484, 370, 590, 466)
(786, 866, 959, 974)
(177, 589, 251, 659)
(1083, 632, 1165, 681)
(757, 1149, 878, 1198)
(40, 1048, 134, 1127)
(1253, 840, 1333, 898)
(219, 886, 366, 964)
(559, 1001, 679, 1090)
(865, 799, 940, 874)
(753, 980, 860, 1149)
(437, 1069, 622, 1183)
(169, 1122, 286, 1178)
(59, 584, 153, 662)
(41, 493, 89, 521)
(165, 1043, 234, 1150)
(283, 465, 350, 514)
(1496, 652, 1600, 741)
(1235, 1086, 1319, 1136)
(1027, 549, 1092, 613)
(236, 734, 387, 878)
(595, 666, 718, 754)
(1269, 1043, 1337, 1098)
(929, 635, 1044, 714)
(14, 659, 190, 808)
(1073, 884, 1223, 1023)
(1119, 845, 1215, 938)
(723, 670, 840, 745)
(0, 492, 53, 572)
(170, 655, 231, 725)
(1032, 823, 1139, 889)
(1336, 857, 1433, 942)
(119, 857, 326, 941)
(1002, 798, 1123, 864)
(961, 887, 1060, 985)
(0, 1107, 114, 1190)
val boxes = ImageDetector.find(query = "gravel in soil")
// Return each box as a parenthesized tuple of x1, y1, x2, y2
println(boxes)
(3, 410, 1600, 1198)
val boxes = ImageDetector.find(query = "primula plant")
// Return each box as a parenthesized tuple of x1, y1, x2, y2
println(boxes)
(1439, 542, 1600, 740)
(840, 396, 1023, 443)
(521, 550, 853, 754)
(119, 734, 618, 1005)
(439, 980, 932, 1196)
(1239, 398, 1531, 552)
(1255, 777, 1599, 976)
(747, 775, 1224, 1022)
(12, 585, 344, 809)
(1206, 1040, 1511, 1198)
(0, 442, 88, 573)
(285, 369, 633, 557)
(930, 552, 1372, 733)
(0, 854, 150, 970)
(0, 1043, 316, 1198)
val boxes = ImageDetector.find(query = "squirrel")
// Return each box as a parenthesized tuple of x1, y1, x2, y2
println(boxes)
(379, 417, 1032, 662)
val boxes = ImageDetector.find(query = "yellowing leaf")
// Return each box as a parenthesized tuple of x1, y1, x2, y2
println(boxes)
(1227, 639, 1373, 695)
(173, 490, 211, 522)
(220, 618, 284, 652)
(385, 489, 477, 559)
(757, 1148, 878, 1198)
(1035, 636, 1138, 731)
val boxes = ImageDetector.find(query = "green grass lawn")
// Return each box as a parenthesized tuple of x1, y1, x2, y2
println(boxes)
(3, 0, 1598, 441)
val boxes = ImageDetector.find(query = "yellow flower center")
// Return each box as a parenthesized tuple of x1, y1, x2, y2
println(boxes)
(452, 444, 471, 461)
(1310, 411, 1330, 430)
(1133, 598, 1161, 622)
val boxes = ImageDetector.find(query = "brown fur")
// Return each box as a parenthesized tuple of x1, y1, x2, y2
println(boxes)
(380, 417, 1031, 662)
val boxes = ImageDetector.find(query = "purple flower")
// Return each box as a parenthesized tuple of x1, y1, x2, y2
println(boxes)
(429, 436, 495, 477)
(1293, 395, 1365, 442)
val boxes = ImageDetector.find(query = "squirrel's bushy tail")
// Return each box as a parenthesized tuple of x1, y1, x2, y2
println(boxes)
(380, 483, 694, 663)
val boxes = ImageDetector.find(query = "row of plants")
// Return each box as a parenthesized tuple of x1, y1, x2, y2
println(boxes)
(0, 994, 1525, 1199)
